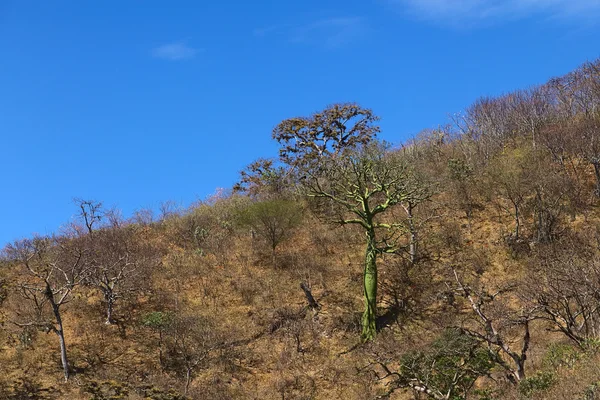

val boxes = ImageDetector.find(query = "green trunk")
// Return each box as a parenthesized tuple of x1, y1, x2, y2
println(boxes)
(361, 232, 378, 341)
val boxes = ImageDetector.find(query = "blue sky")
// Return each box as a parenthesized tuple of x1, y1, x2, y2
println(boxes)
(1, 0, 599, 246)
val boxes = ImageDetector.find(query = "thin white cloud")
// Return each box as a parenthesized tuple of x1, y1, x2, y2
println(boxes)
(395, 0, 600, 26)
(254, 17, 367, 48)
(293, 17, 366, 47)
(253, 24, 290, 38)
(151, 42, 200, 61)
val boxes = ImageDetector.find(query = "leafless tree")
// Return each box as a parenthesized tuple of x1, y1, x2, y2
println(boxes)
(75, 198, 103, 236)
(163, 314, 217, 395)
(506, 86, 552, 148)
(450, 268, 535, 384)
(74, 200, 162, 325)
(5, 235, 90, 381)
(89, 225, 160, 325)
(525, 237, 600, 348)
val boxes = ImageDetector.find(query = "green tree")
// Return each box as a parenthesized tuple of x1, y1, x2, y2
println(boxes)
(486, 146, 534, 241)
(236, 199, 303, 264)
(274, 104, 401, 340)
(301, 143, 413, 340)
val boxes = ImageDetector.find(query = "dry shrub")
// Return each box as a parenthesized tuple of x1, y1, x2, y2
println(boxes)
(0, 376, 62, 400)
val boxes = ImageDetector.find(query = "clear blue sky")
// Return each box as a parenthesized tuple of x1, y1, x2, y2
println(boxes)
(1, 0, 599, 246)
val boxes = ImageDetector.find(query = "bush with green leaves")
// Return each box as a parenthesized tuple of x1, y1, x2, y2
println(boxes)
(142, 311, 173, 330)
(543, 343, 582, 371)
(236, 199, 303, 257)
(396, 329, 494, 400)
(518, 371, 555, 398)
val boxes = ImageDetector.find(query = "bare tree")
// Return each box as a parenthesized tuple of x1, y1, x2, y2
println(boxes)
(450, 268, 535, 384)
(89, 225, 160, 325)
(447, 156, 479, 228)
(163, 314, 217, 395)
(546, 60, 600, 196)
(74, 198, 103, 236)
(506, 86, 552, 148)
(462, 96, 514, 163)
(5, 235, 90, 381)
(74, 200, 162, 325)
(142, 310, 219, 395)
(486, 147, 533, 241)
(397, 145, 437, 265)
(525, 237, 600, 348)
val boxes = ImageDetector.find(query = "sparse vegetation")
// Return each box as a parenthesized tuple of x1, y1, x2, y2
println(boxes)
(1, 59, 600, 399)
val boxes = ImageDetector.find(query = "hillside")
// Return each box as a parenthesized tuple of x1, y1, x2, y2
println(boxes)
(1, 59, 600, 400)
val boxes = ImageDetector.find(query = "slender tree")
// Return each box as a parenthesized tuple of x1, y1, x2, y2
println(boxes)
(5, 235, 90, 381)
(74, 200, 161, 325)
(236, 199, 303, 265)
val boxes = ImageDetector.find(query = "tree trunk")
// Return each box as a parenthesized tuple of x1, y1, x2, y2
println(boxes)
(46, 284, 70, 381)
(514, 362, 526, 382)
(185, 367, 192, 395)
(361, 230, 378, 341)
(56, 324, 70, 382)
(51, 303, 70, 382)
(407, 203, 418, 265)
(158, 330, 165, 371)
(104, 289, 115, 325)
(593, 161, 600, 197)
(509, 320, 530, 384)
(300, 282, 319, 309)
(514, 203, 520, 240)
(535, 190, 553, 243)
(271, 247, 276, 268)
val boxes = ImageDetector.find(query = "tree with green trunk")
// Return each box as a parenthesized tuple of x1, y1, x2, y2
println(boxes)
(298, 143, 413, 340)
(273, 104, 421, 340)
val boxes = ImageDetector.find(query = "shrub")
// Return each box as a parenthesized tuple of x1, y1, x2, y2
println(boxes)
(397, 329, 494, 400)
(544, 343, 582, 371)
(519, 371, 555, 398)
